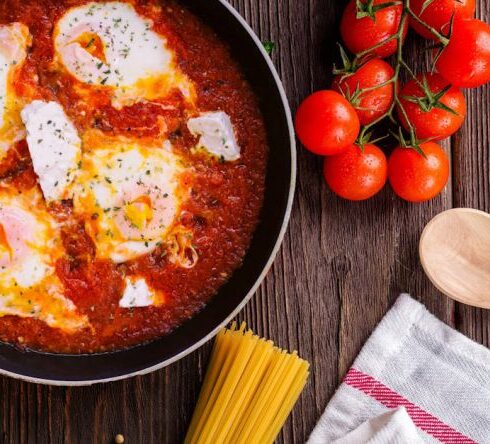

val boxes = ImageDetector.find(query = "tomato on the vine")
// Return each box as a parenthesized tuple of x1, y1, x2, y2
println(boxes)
(295, 90, 360, 155)
(332, 58, 395, 126)
(340, 0, 408, 58)
(436, 19, 490, 88)
(398, 73, 466, 140)
(388, 142, 449, 202)
(323, 143, 388, 201)
(410, 0, 476, 40)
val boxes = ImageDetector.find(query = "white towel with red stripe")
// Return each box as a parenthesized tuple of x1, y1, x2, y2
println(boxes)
(308, 293, 490, 444)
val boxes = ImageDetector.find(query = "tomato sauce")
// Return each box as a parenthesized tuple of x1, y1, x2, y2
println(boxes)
(0, 0, 268, 353)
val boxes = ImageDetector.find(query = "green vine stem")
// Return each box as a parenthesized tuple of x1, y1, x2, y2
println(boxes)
(352, 0, 450, 150)
(407, 8, 450, 44)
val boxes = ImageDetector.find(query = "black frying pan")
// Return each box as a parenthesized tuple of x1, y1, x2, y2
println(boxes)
(0, 0, 296, 385)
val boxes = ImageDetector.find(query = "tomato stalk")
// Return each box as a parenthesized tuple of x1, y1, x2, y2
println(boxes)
(352, 0, 450, 152)
(407, 8, 450, 44)
(356, 0, 403, 19)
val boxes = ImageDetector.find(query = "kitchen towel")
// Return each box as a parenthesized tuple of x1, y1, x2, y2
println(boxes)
(331, 407, 422, 444)
(308, 293, 490, 443)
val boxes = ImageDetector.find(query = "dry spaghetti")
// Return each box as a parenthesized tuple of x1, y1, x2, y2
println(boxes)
(185, 323, 310, 444)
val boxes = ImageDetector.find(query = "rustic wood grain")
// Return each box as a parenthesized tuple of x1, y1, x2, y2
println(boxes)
(453, 0, 490, 356)
(1, 0, 489, 443)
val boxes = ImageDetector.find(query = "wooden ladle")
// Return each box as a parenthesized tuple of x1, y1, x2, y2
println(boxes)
(419, 208, 490, 308)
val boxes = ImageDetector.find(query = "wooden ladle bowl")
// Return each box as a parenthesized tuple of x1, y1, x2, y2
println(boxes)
(419, 208, 490, 309)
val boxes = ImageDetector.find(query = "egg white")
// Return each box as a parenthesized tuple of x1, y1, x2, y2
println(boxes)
(119, 276, 164, 308)
(21, 100, 82, 202)
(187, 112, 241, 161)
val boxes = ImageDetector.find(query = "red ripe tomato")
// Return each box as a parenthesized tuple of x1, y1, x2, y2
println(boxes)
(398, 73, 466, 140)
(436, 19, 490, 88)
(295, 90, 360, 155)
(332, 58, 395, 126)
(388, 142, 449, 202)
(410, 0, 476, 40)
(323, 143, 388, 201)
(340, 0, 408, 58)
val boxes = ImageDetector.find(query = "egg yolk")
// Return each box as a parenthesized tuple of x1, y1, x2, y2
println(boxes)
(72, 32, 106, 63)
(124, 195, 154, 230)
(0, 223, 12, 261)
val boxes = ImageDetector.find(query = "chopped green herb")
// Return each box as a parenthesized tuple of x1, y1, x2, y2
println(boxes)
(262, 40, 275, 55)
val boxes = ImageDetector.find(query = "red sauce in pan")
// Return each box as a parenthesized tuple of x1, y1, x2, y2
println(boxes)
(0, 0, 268, 353)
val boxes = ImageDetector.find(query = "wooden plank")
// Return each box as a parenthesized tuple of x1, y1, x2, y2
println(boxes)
(453, 0, 490, 347)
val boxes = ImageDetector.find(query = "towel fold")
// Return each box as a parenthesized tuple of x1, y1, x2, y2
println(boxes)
(332, 407, 422, 444)
(308, 294, 490, 443)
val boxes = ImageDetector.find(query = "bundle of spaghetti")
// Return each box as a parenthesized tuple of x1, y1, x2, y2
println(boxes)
(185, 323, 310, 444)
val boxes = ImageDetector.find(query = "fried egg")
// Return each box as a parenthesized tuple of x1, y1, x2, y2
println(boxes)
(0, 189, 89, 331)
(53, 1, 195, 109)
(21, 100, 82, 201)
(72, 136, 190, 263)
(0, 23, 31, 157)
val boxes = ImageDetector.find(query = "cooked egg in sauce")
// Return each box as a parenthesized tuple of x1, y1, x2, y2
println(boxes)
(0, 0, 267, 353)
(54, 1, 196, 109)
(0, 23, 31, 158)
(72, 136, 191, 263)
(0, 189, 89, 331)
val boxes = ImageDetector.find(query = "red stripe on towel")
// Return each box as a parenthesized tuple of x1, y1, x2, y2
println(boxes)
(345, 368, 476, 444)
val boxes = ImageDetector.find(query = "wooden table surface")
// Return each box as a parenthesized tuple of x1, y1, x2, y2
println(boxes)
(2, 1, 490, 443)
